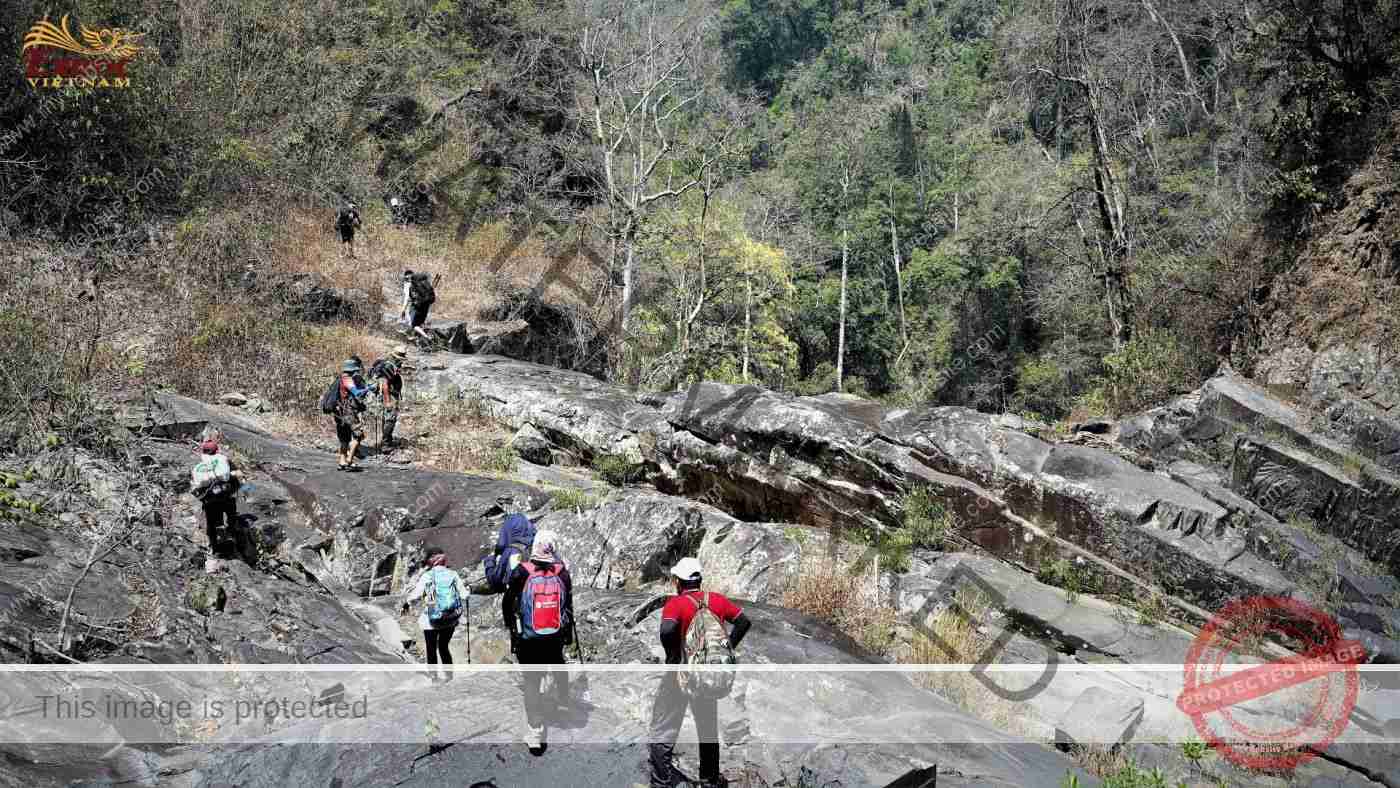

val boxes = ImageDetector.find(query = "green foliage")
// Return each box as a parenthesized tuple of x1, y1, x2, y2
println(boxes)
(1133, 592, 1169, 629)
(1036, 558, 1092, 604)
(592, 453, 644, 487)
(1085, 329, 1198, 417)
(483, 442, 518, 475)
(1099, 764, 1174, 788)
(903, 487, 955, 550)
(1180, 737, 1210, 765)
(551, 487, 600, 513)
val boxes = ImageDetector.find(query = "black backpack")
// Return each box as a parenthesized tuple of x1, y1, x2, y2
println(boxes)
(410, 273, 436, 307)
(318, 375, 341, 414)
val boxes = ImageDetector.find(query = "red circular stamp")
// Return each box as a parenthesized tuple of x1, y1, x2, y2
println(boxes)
(1177, 596, 1367, 771)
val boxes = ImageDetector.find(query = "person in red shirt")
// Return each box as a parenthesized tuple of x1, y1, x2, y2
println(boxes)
(649, 557, 751, 788)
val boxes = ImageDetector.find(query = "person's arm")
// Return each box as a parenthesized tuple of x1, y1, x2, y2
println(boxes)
(454, 572, 469, 608)
(715, 595, 751, 650)
(561, 567, 575, 622)
(560, 567, 576, 643)
(727, 612, 751, 650)
(401, 281, 410, 314)
(501, 567, 524, 635)
(659, 618, 684, 664)
(401, 570, 428, 612)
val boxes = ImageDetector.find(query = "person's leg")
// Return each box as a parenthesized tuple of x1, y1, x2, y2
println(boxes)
(411, 305, 431, 340)
(382, 403, 398, 444)
(549, 638, 569, 707)
(424, 629, 439, 668)
(202, 502, 219, 551)
(648, 674, 687, 787)
(436, 624, 455, 680)
(518, 640, 546, 748)
(335, 420, 351, 467)
(693, 694, 721, 784)
(346, 414, 364, 467)
(218, 497, 239, 556)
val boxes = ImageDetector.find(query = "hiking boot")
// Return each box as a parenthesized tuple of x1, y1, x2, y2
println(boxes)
(524, 723, 543, 750)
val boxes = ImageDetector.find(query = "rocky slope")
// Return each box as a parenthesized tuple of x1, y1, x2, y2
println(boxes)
(416, 355, 1400, 655)
(2, 342, 1398, 787)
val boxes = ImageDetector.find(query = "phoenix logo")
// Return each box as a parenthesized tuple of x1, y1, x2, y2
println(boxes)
(22, 15, 144, 89)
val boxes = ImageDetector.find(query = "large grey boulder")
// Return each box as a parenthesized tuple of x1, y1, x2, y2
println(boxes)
(509, 422, 554, 465)
(532, 488, 810, 603)
(1055, 687, 1145, 746)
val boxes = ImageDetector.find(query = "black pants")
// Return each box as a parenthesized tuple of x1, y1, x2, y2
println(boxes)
(517, 636, 568, 728)
(649, 673, 719, 787)
(202, 496, 237, 552)
(410, 303, 430, 328)
(423, 625, 455, 665)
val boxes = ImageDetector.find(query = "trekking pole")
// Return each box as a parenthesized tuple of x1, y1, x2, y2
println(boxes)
(572, 620, 585, 664)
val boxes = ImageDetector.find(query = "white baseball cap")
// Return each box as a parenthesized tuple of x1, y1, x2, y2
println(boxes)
(669, 557, 703, 580)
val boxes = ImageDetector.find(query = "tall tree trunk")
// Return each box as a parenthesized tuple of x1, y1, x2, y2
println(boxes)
(1084, 82, 1132, 350)
(680, 188, 711, 363)
(742, 275, 752, 382)
(890, 215, 906, 346)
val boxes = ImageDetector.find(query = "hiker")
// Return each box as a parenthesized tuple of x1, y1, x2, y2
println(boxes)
(482, 512, 536, 594)
(368, 346, 409, 447)
(401, 545, 469, 683)
(648, 557, 751, 788)
(335, 200, 362, 258)
(190, 439, 243, 557)
(502, 529, 574, 754)
(332, 358, 376, 471)
(388, 195, 408, 226)
(399, 269, 436, 342)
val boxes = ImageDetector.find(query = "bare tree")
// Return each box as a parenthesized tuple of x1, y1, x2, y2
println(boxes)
(572, 0, 727, 377)
(55, 489, 143, 655)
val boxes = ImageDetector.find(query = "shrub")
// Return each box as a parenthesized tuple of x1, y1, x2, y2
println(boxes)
(1036, 557, 1094, 603)
(1087, 328, 1200, 417)
(782, 555, 898, 656)
(592, 452, 644, 487)
(483, 442, 518, 475)
(551, 487, 599, 512)
(903, 487, 956, 549)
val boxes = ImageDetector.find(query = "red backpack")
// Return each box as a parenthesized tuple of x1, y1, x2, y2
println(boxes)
(519, 563, 565, 640)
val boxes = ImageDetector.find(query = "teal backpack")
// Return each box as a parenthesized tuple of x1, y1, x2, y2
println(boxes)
(425, 567, 462, 625)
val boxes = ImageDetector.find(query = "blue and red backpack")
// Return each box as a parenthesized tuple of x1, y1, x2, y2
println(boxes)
(518, 562, 567, 640)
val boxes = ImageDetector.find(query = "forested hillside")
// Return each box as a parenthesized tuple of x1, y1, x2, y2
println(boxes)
(2, 0, 1397, 434)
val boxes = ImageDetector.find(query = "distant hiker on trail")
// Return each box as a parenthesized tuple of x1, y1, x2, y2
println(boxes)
(190, 439, 243, 558)
(502, 529, 574, 755)
(482, 512, 537, 594)
(326, 358, 376, 471)
(648, 557, 751, 788)
(401, 545, 468, 683)
(399, 269, 436, 342)
(336, 201, 362, 259)
(368, 346, 409, 448)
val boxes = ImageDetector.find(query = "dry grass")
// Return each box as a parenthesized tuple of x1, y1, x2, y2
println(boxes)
(399, 390, 518, 476)
(275, 209, 605, 323)
(782, 554, 899, 656)
(903, 587, 1042, 738)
